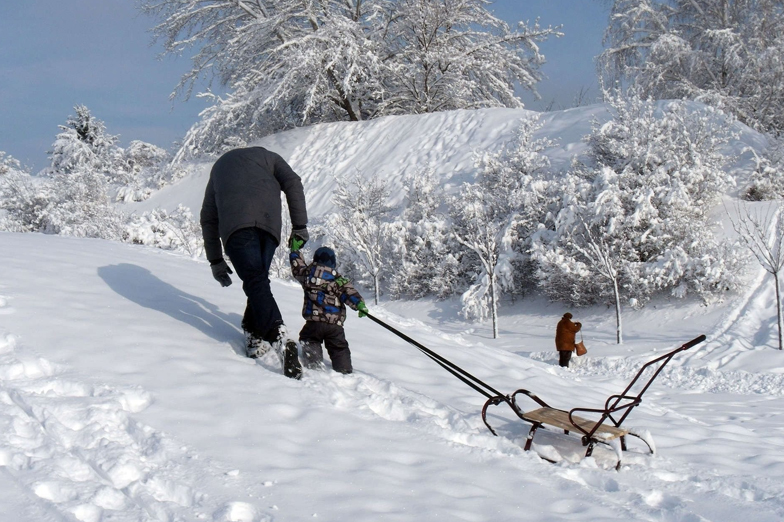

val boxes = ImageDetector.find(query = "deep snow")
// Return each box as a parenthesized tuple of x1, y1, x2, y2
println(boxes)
(3, 105, 784, 522)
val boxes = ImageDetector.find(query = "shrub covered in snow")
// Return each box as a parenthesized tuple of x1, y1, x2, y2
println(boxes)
(532, 91, 747, 341)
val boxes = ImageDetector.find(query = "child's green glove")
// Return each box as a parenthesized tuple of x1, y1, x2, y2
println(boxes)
(290, 236, 305, 252)
(357, 301, 368, 318)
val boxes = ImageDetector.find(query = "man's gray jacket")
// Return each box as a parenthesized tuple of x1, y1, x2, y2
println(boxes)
(200, 147, 308, 262)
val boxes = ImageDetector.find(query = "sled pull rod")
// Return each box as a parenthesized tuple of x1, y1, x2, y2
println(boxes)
(365, 312, 505, 400)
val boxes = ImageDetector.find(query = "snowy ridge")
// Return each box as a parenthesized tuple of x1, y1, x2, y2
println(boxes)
(129, 104, 764, 222)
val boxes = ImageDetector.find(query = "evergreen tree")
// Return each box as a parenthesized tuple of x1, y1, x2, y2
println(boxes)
(387, 168, 463, 299)
(49, 105, 120, 177)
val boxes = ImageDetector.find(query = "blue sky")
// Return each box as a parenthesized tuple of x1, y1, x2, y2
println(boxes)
(0, 0, 608, 172)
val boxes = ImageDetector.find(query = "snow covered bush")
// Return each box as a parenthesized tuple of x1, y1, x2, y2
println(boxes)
(114, 140, 171, 202)
(1, 154, 124, 239)
(743, 137, 784, 201)
(0, 154, 49, 233)
(43, 169, 127, 239)
(125, 205, 203, 257)
(533, 91, 745, 341)
(386, 168, 465, 300)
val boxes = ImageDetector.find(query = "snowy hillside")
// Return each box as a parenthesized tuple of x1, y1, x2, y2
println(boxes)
(2, 226, 784, 521)
(3, 105, 784, 521)
(127, 104, 767, 220)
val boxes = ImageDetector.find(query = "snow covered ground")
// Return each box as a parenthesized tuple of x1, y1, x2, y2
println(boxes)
(3, 105, 784, 521)
(2, 230, 784, 522)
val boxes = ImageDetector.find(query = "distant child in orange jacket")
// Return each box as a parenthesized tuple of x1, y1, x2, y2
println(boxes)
(555, 312, 582, 368)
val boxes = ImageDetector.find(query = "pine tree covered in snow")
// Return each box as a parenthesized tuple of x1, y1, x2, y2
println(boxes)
(48, 105, 122, 178)
(533, 90, 746, 342)
(386, 168, 464, 300)
(599, 0, 784, 134)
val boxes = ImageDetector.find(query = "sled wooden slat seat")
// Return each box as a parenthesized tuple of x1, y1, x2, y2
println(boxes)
(482, 335, 707, 470)
(522, 407, 629, 441)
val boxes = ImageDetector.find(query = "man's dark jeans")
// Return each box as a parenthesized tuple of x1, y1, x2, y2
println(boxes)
(558, 350, 572, 368)
(224, 227, 283, 343)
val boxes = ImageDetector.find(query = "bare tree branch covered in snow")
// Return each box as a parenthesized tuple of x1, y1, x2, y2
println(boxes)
(326, 173, 398, 305)
(728, 202, 784, 350)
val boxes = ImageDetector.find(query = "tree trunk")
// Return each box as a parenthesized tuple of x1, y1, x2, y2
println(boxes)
(776, 272, 783, 350)
(490, 271, 498, 339)
(373, 272, 380, 306)
(613, 276, 623, 345)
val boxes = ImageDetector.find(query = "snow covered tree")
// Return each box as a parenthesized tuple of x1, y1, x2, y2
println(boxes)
(49, 105, 121, 177)
(386, 168, 463, 299)
(140, 0, 560, 160)
(42, 169, 126, 239)
(0, 152, 22, 177)
(599, 0, 784, 134)
(728, 202, 784, 350)
(743, 137, 784, 201)
(326, 173, 398, 305)
(534, 90, 744, 340)
(141, 0, 389, 158)
(115, 140, 171, 202)
(450, 117, 554, 338)
(378, 0, 559, 114)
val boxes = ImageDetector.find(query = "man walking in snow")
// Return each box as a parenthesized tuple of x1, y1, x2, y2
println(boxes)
(555, 312, 582, 368)
(200, 146, 309, 378)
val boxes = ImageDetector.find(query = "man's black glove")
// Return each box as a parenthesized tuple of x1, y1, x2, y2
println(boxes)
(210, 258, 233, 287)
(290, 225, 309, 248)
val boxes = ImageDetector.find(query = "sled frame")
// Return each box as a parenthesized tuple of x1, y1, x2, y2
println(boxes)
(481, 335, 706, 470)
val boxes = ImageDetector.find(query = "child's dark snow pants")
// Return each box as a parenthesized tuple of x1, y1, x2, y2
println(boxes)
(299, 321, 352, 374)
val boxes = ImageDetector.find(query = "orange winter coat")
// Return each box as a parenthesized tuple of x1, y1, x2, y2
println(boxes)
(555, 315, 582, 352)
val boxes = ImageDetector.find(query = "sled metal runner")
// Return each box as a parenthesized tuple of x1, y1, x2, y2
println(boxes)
(366, 312, 705, 470)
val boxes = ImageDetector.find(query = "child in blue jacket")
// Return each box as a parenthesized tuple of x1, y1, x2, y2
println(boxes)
(290, 240, 368, 374)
